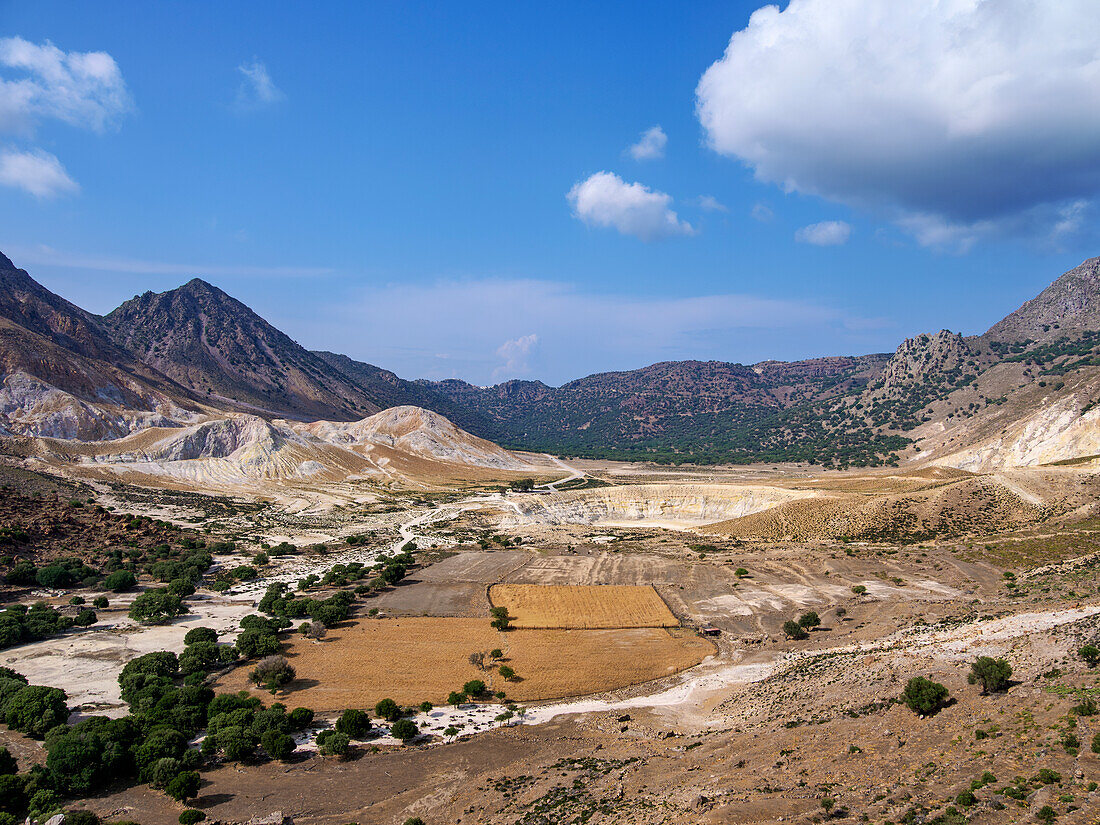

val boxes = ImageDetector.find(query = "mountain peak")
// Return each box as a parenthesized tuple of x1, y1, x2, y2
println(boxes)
(984, 255, 1100, 343)
(0, 250, 16, 271)
(102, 278, 382, 421)
(179, 277, 224, 295)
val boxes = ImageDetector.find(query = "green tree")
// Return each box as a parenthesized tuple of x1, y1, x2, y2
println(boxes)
(0, 746, 16, 775)
(499, 665, 516, 681)
(968, 656, 1012, 694)
(151, 758, 184, 788)
(335, 708, 372, 738)
(261, 730, 295, 761)
(1079, 644, 1100, 667)
(316, 729, 349, 757)
(165, 770, 201, 803)
(179, 811, 206, 825)
(104, 570, 137, 592)
(74, 609, 97, 627)
(0, 774, 27, 814)
(448, 691, 466, 706)
(490, 606, 512, 631)
(4, 684, 68, 737)
(782, 620, 808, 640)
(375, 698, 402, 722)
(391, 718, 418, 743)
(249, 655, 295, 694)
(183, 627, 218, 646)
(288, 707, 314, 730)
(797, 611, 821, 630)
(463, 680, 486, 697)
(903, 676, 949, 716)
(235, 628, 280, 659)
(128, 589, 186, 625)
(214, 725, 255, 762)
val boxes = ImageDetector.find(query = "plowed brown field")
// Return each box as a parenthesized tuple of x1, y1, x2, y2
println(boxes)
(488, 583, 679, 629)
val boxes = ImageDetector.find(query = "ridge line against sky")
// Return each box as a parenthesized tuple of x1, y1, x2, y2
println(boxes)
(1, 1, 1099, 385)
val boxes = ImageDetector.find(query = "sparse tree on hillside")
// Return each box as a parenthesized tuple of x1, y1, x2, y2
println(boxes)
(490, 607, 512, 631)
(783, 620, 808, 641)
(391, 718, 418, 744)
(903, 676, 949, 716)
(249, 655, 295, 695)
(1079, 644, 1100, 667)
(968, 657, 1012, 694)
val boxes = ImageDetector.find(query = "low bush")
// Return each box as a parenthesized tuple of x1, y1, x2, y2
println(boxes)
(903, 676, 949, 716)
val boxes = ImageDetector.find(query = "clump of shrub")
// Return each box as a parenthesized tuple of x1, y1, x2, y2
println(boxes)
(902, 676, 949, 716)
(968, 656, 1012, 694)
(782, 620, 808, 640)
(335, 708, 372, 738)
(128, 589, 187, 625)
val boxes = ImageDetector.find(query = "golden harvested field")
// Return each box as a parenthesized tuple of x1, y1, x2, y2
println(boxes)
(489, 583, 679, 629)
(216, 617, 712, 709)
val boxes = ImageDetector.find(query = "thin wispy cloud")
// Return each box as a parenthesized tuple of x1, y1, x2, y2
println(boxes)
(291, 277, 884, 386)
(627, 125, 666, 161)
(568, 172, 694, 241)
(696, 195, 728, 213)
(236, 59, 285, 110)
(751, 203, 774, 223)
(0, 148, 78, 198)
(3, 244, 332, 278)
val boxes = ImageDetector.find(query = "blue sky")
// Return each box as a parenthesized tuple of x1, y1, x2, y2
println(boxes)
(1, 1, 1098, 385)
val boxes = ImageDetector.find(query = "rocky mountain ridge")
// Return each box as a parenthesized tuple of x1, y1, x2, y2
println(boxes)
(102, 279, 385, 421)
(4, 250, 1100, 469)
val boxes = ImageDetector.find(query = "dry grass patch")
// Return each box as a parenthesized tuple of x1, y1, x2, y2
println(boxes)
(215, 617, 711, 708)
(489, 584, 678, 629)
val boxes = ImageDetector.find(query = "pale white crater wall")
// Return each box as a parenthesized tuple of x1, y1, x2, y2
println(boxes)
(513, 483, 815, 527)
(937, 396, 1100, 472)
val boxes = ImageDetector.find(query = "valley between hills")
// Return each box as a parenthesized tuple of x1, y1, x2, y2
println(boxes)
(1, 251, 1100, 825)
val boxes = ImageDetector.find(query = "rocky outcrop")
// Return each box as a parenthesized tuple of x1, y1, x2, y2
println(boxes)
(876, 330, 973, 391)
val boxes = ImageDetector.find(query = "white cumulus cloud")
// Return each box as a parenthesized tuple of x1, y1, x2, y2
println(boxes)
(568, 171, 694, 241)
(696, 0, 1100, 247)
(795, 220, 851, 246)
(0, 36, 131, 133)
(0, 148, 78, 197)
(236, 59, 284, 110)
(494, 333, 539, 379)
(627, 125, 667, 160)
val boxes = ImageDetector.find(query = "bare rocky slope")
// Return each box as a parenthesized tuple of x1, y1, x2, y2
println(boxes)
(0, 254, 203, 439)
(102, 279, 386, 421)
